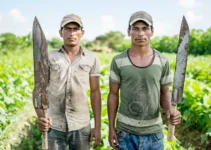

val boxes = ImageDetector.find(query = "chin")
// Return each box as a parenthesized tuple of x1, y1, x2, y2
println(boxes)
(135, 43, 146, 47)
(67, 43, 77, 47)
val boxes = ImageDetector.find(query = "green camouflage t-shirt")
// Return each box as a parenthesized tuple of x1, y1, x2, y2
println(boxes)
(110, 49, 172, 135)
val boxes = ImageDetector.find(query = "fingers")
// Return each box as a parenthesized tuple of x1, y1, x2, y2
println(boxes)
(168, 111, 182, 125)
(109, 138, 118, 150)
(90, 129, 101, 149)
(89, 130, 94, 143)
(168, 117, 181, 125)
(93, 137, 101, 149)
(38, 117, 51, 132)
(113, 139, 119, 150)
(109, 134, 118, 150)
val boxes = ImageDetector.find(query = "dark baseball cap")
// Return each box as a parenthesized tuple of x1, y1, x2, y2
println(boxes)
(60, 14, 83, 28)
(129, 11, 153, 26)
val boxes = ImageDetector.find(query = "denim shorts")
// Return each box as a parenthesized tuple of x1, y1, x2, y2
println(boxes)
(48, 125, 91, 150)
(116, 130, 163, 150)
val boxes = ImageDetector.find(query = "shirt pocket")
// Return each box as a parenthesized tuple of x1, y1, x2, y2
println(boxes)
(76, 64, 91, 84)
(79, 64, 91, 72)
(50, 62, 61, 81)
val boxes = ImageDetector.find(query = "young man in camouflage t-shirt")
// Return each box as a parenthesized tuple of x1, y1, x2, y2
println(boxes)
(108, 11, 181, 150)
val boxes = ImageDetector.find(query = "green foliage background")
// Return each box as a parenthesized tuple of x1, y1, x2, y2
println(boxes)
(0, 28, 211, 149)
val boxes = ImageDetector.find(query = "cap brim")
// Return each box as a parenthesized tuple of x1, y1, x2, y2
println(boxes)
(61, 20, 82, 27)
(130, 18, 152, 26)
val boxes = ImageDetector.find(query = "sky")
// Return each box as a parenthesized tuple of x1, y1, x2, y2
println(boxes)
(0, 0, 210, 40)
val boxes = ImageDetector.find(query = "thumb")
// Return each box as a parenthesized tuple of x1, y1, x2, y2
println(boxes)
(48, 117, 52, 127)
(166, 110, 171, 119)
(89, 130, 94, 143)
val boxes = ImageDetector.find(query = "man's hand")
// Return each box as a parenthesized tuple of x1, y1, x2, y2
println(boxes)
(90, 128, 101, 149)
(109, 128, 119, 150)
(166, 109, 181, 125)
(38, 117, 52, 132)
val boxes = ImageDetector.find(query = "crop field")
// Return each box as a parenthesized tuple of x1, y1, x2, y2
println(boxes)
(0, 50, 210, 150)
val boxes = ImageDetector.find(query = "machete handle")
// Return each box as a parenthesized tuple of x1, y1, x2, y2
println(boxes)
(167, 106, 177, 141)
(42, 109, 48, 150)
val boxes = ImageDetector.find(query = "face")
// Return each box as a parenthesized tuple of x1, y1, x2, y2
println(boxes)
(59, 23, 84, 47)
(128, 21, 154, 47)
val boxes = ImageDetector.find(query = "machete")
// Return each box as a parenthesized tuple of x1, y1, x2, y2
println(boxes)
(32, 17, 49, 150)
(167, 16, 190, 141)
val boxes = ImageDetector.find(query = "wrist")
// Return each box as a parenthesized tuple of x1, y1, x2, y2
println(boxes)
(109, 124, 115, 130)
(94, 123, 101, 130)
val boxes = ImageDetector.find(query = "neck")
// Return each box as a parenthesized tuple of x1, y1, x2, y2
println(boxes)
(130, 45, 152, 56)
(63, 44, 81, 55)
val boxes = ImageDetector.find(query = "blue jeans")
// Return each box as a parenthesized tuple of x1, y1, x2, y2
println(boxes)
(116, 130, 163, 150)
(48, 125, 91, 150)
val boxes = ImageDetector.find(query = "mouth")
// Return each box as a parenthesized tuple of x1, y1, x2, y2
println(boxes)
(135, 38, 145, 41)
(67, 38, 75, 41)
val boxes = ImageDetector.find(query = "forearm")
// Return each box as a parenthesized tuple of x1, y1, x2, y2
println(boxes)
(107, 92, 119, 130)
(90, 89, 101, 129)
(160, 90, 171, 113)
(34, 108, 46, 118)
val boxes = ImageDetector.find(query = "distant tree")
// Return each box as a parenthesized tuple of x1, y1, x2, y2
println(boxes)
(48, 38, 63, 49)
(18, 33, 32, 49)
(115, 39, 131, 52)
(80, 39, 93, 49)
(189, 29, 204, 55)
(151, 35, 178, 53)
(0, 32, 32, 51)
(201, 27, 211, 55)
(0, 33, 19, 50)
(93, 31, 125, 51)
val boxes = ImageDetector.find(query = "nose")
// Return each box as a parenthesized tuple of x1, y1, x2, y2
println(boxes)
(137, 30, 144, 36)
(69, 30, 75, 36)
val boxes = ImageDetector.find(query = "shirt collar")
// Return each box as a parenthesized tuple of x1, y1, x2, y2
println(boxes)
(59, 45, 86, 56)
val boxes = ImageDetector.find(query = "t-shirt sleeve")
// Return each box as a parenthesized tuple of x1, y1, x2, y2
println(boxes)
(90, 56, 100, 77)
(110, 57, 120, 84)
(160, 60, 172, 86)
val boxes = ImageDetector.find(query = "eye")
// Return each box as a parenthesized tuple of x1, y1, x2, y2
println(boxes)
(132, 27, 138, 31)
(143, 26, 150, 31)
(143, 27, 147, 31)
(74, 27, 80, 31)
(64, 27, 70, 31)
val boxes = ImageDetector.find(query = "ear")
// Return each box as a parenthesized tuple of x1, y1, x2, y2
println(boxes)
(59, 30, 63, 37)
(81, 29, 85, 37)
(151, 28, 154, 36)
(127, 29, 131, 37)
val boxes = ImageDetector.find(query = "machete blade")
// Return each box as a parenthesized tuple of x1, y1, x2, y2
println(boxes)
(172, 16, 190, 106)
(32, 17, 49, 110)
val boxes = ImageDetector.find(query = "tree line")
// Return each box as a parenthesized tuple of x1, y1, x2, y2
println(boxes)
(0, 27, 211, 55)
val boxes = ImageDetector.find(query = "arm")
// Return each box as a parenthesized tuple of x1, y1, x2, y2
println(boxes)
(107, 79, 120, 150)
(160, 85, 171, 114)
(160, 85, 181, 125)
(89, 76, 101, 148)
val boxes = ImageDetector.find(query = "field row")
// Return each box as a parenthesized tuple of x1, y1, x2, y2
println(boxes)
(0, 51, 210, 149)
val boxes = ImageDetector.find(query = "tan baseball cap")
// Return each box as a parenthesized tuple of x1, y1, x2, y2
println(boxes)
(129, 11, 153, 26)
(60, 14, 83, 28)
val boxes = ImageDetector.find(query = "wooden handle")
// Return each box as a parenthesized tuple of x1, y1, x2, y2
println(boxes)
(42, 109, 48, 150)
(42, 131, 48, 150)
(167, 106, 177, 141)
